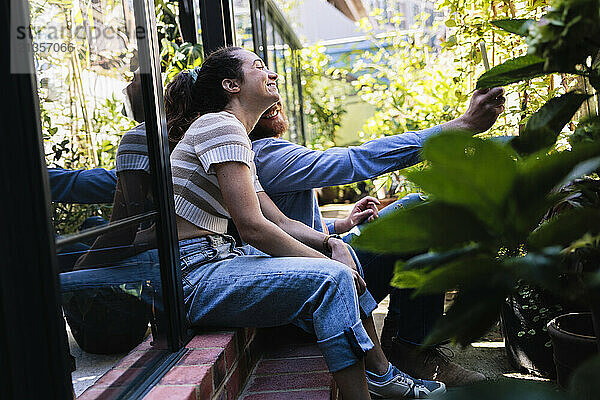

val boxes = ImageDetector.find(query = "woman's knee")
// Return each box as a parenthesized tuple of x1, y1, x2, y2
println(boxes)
(312, 260, 357, 294)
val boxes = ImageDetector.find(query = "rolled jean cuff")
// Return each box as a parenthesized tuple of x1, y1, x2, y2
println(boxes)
(317, 319, 374, 373)
(359, 289, 378, 317)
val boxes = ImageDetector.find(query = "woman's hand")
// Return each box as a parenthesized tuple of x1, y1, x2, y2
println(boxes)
(329, 238, 366, 295)
(335, 196, 380, 234)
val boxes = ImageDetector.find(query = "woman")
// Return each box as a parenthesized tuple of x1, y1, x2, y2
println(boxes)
(166, 46, 445, 399)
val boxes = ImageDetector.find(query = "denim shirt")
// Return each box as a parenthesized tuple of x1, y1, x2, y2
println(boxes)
(48, 168, 117, 204)
(251, 126, 441, 233)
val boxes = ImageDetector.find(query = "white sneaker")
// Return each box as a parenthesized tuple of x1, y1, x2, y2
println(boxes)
(367, 364, 446, 399)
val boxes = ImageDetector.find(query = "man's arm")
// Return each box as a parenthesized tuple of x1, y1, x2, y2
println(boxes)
(48, 168, 117, 204)
(254, 87, 505, 195)
(254, 125, 441, 194)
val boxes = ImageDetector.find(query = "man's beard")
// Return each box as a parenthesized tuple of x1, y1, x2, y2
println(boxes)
(249, 115, 289, 141)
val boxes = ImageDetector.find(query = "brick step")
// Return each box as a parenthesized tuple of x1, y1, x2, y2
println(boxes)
(78, 328, 260, 400)
(238, 326, 339, 400)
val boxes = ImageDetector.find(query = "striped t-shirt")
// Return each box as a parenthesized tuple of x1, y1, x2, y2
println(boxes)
(115, 123, 149, 173)
(170, 111, 263, 234)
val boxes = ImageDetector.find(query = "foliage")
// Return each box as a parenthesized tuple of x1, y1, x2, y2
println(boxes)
(354, 0, 600, 396)
(299, 45, 351, 149)
(526, 0, 600, 72)
(350, 14, 468, 141)
(33, 0, 201, 235)
(155, 0, 204, 84)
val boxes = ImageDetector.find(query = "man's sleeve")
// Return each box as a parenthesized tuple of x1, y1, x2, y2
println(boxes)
(48, 168, 117, 204)
(254, 126, 441, 194)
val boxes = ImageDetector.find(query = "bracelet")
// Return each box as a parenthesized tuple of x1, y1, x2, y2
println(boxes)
(323, 234, 342, 254)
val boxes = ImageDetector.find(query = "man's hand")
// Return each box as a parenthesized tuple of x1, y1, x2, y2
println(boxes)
(329, 238, 366, 295)
(335, 196, 380, 233)
(444, 87, 506, 134)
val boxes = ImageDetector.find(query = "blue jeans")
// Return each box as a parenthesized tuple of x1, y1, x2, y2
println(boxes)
(59, 250, 158, 353)
(179, 234, 377, 372)
(345, 193, 445, 345)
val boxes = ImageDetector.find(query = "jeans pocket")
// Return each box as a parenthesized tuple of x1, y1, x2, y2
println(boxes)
(181, 246, 218, 278)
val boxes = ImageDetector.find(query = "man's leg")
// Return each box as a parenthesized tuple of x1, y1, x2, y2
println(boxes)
(346, 194, 485, 386)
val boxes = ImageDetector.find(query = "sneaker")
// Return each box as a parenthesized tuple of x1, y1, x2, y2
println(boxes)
(385, 339, 486, 387)
(367, 364, 446, 399)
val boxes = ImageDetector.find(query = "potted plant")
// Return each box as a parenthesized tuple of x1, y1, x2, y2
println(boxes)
(354, 0, 600, 397)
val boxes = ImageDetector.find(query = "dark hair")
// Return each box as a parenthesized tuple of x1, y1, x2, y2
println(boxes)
(164, 46, 245, 148)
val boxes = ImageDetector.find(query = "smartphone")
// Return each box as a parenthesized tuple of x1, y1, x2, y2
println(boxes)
(479, 41, 491, 71)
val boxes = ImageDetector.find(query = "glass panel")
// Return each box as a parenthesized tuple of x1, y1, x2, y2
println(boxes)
(233, 0, 253, 50)
(291, 50, 304, 143)
(264, 15, 274, 70)
(253, 1, 265, 59)
(274, 30, 293, 143)
(29, 0, 171, 396)
(283, 44, 299, 143)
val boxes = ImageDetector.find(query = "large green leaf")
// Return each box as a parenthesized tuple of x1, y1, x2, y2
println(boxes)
(402, 245, 481, 270)
(351, 201, 492, 254)
(491, 19, 535, 37)
(511, 92, 592, 155)
(443, 380, 565, 400)
(425, 287, 508, 346)
(393, 255, 502, 295)
(476, 55, 547, 89)
(502, 248, 567, 294)
(512, 143, 600, 234)
(408, 134, 517, 228)
(530, 208, 600, 249)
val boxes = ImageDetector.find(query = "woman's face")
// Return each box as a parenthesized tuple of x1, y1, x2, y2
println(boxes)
(235, 49, 279, 107)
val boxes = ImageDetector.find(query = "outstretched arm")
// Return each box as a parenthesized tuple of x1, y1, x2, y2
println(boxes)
(254, 126, 440, 194)
(254, 87, 505, 195)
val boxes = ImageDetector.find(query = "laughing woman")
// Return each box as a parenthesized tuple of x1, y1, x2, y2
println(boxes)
(165, 46, 445, 400)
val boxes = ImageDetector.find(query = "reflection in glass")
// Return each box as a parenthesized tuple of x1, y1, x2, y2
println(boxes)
(265, 18, 274, 70)
(234, 0, 253, 50)
(31, 0, 169, 396)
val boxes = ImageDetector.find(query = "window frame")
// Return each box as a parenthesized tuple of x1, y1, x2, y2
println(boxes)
(2, 0, 305, 397)
(2, 0, 197, 397)
(248, 0, 306, 144)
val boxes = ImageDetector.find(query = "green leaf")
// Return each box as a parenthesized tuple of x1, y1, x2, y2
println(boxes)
(502, 248, 566, 293)
(403, 245, 482, 270)
(351, 201, 492, 254)
(491, 19, 535, 37)
(393, 255, 503, 295)
(443, 380, 566, 400)
(511, 92, 592, 155)
(445, 19, 457, 27)
(425, 287, 508, 346)
(408, 134, 517, 227)
(530, 208, 600, 249)
(513, 143, 600, 234)
(476, 55, 547, 89)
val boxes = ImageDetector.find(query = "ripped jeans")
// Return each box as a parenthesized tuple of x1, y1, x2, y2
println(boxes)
(179, 234, 378, 372)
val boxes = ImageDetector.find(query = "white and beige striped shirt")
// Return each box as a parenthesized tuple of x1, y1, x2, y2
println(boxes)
(170, 111, 263, 234)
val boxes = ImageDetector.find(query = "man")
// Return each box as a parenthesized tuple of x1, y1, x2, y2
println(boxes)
(249, 87, 505, 386)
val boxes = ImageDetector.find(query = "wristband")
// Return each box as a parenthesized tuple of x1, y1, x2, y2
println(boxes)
(323, 234, 342, 254)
